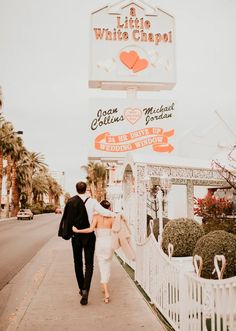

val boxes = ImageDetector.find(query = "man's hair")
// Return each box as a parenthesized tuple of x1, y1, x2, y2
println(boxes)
(100, 200, 111, 210)
(76, 181, 87, 194)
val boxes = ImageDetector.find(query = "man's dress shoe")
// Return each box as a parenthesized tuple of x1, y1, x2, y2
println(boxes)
(80, 290, 88, 305)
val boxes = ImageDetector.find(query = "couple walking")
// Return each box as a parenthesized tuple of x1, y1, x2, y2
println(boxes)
(58, 181, 135, 306)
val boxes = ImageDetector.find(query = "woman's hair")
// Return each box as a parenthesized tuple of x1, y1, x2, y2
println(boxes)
(100, 200, 111, 209)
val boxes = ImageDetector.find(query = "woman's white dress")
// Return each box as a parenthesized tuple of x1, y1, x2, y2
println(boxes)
(95, 228, 113, 283)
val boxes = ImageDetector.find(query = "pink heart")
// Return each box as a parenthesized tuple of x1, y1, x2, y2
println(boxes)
(132, 58, 149, 73)
(124, 108, 142, 124)
(120, 51, 139, 69)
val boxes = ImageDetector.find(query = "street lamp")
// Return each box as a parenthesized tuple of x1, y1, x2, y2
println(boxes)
(158, 173, 172, 238)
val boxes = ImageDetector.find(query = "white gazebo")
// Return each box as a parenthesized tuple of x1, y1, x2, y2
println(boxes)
(120, 152, 227, 243)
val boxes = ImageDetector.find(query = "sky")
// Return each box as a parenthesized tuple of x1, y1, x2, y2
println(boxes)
(0, 0, 236, 194)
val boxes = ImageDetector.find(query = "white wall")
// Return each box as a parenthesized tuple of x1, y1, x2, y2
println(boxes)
(168, 184, 187, 219)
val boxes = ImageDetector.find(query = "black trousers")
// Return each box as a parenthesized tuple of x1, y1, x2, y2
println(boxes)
(71, 234, 96, 292)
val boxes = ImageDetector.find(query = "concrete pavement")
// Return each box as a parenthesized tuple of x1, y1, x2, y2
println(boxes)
(0, 235, 167, 331)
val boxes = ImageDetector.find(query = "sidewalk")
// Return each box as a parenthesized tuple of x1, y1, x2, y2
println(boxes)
(0, 217, 16, 222)
(0, 235, 166, 331)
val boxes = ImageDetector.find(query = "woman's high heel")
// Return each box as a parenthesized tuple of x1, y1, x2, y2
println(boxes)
(104, 296, 110, 304)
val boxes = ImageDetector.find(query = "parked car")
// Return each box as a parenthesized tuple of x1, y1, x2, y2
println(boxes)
(17, 209, 34, 220)
(55, 207, 63, 214)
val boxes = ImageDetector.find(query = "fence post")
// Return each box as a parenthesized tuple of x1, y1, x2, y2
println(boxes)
(179, 269, 188, 331)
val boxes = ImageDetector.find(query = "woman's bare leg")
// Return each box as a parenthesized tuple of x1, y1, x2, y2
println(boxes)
(101, 284, 105, 293)
(101, 283, 109, 302)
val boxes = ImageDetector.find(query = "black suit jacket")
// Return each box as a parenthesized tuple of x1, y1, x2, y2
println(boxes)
(58, 195, 94, 241)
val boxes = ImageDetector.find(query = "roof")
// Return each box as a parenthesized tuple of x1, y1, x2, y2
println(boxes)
(125, 152, 212, 169)
(108, 0, 156, 15)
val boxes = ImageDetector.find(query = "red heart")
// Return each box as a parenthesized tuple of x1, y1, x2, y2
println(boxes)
(120, 51, 139, 69)
(132, 58, 149, 73)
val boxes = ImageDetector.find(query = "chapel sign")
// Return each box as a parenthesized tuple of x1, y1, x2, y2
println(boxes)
(89, 98, 176, 156)
(89, 0, 175, 91)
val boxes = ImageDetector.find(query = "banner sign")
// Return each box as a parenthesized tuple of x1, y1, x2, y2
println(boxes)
(89, 0, 175, 91)
(89, 98, 176, 156)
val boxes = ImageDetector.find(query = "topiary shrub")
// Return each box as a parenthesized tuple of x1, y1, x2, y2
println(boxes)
(30, 203, 43, 215)
(147, 217, 170, 241)
(43, 204, 55, 213)
(193, 230, 236, 279)
(202, 216, 236, 235)
(162, 218, 204, 257)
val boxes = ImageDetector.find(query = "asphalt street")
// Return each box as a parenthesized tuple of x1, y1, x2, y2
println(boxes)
(0, 214, 60, 307)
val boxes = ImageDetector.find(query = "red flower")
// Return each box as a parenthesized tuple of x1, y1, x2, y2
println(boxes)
(194, 194, 232, 218)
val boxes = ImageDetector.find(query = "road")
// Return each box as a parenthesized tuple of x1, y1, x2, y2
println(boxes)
(0, 213, 61, 291)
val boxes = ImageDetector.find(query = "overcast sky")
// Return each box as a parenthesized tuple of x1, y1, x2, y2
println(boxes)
(0, 0, 236, 194)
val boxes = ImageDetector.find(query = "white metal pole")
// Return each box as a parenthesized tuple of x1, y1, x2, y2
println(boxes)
(127, 87, 137, 101)
(157, 189, 163, 243)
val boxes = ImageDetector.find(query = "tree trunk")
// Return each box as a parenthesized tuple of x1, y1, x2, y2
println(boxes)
(48, 191, 52, 204)
(54, 195, 59, 206)
(5, 154, 11, 218)
(11, 161, 20, 216)
(96, 180, 103, 202)
(0, 149, 3, 217)
(90, 181, 96, 198)
(27, 169, 33, 204)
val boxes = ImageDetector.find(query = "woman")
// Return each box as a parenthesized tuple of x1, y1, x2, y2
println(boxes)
(72, 199, 114, 303)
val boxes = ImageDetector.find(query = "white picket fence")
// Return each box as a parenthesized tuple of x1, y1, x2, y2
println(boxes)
(133, 231, 236, 331)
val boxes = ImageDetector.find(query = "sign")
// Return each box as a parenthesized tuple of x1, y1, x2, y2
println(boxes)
(89, 0, 175, 91)
(89, 98, 176, 156)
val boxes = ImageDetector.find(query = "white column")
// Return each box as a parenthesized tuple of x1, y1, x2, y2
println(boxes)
(157, 189, 164, 243)
(167, 187, 175, 219)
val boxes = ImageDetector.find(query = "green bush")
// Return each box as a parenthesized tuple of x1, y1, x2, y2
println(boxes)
(193, 230, 236, 279)
(30, 203, 43, 215)
(202, 216, 236, 235)
(162, 218, 204, 257)
(43, 204, 55, 213)
(147, 217, 170, 240)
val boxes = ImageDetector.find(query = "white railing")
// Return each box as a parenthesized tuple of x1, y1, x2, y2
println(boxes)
(134, 231, 236, 331)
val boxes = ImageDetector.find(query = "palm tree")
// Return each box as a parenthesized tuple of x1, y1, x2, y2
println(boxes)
(11, 139, 30, 216)
(0, 118, 13, 217)
(86, 162, 107, 201)
(32, 173, 49, 205)
(0, 120, 30, 217)
(24, 152, 47, 204)
(64, 192, 71, 205)
(0, 115, 64, 217)
(0, 114, 6, 214)
(1, 122, 16, 217)
(0, 115, 65, 217)
(45, 173, 63, 206)
(51, 180, 63, 206)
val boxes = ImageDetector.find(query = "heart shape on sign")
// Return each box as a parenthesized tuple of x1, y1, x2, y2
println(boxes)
(132, 58, 149, 73)
(120, 50, 139, 69)
(124, 108, 142, 125)
(120, 50, 149, 73)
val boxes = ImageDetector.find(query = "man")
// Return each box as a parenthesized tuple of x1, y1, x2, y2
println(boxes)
(60, 181, 116, 305)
